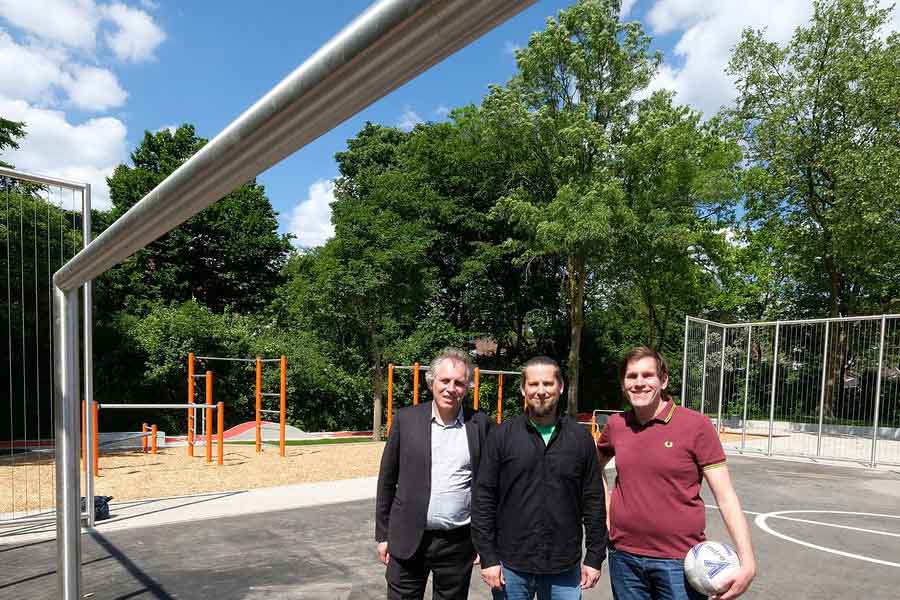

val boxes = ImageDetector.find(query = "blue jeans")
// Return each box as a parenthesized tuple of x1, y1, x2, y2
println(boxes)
(491, 564, 582, 600)
(607, 546, 706, 600)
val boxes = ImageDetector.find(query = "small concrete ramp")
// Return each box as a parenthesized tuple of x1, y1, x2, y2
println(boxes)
(224, 420, 319, 441)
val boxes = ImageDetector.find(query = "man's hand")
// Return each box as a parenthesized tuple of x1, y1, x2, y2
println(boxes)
(377, 541, 390, 566)
(481, 565, 505, 590)
(580, 564, 601, 589)
(713, 564, 755, 600)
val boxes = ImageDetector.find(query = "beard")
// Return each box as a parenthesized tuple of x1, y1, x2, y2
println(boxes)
(528, 398, 557, 418)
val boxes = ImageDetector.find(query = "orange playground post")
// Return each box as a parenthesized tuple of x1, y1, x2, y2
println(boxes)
(151, 424, 158, 454)
(92, 403, 99, 476)
(217, 402, 224, 465)
(141, 423, 149, 453)
(386, 363, 394, 435)
(255, 357, 262, 454)
(496, 373, 504, 424)
(473, 368, 480, 410)
(187, 352, 195, 457)
(279, 355, 287, 457)
(205, 371, 214, 463)
(413, 362, 420, 405)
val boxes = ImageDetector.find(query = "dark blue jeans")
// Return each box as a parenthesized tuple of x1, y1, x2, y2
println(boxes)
(607, 546, 706, 600)
(491, 564, 582, 600)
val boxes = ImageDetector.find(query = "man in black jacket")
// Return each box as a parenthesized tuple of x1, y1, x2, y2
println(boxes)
(375, 348, 493, 599)
(472, 356, 607, 599)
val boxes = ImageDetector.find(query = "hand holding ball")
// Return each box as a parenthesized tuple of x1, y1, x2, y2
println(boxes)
(684, 541, 741, 596)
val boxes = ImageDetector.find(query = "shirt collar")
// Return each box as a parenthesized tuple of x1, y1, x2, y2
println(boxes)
(431, 402, 464, 427)
(625, 399, 676, 426)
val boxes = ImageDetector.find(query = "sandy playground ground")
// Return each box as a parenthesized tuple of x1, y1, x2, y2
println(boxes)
(2, 441, 386, 514)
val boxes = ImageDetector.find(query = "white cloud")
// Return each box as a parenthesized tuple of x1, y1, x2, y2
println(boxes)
(0, 96, 128, 209)
(139, 0, 158, 10)
(644, 1, 816, 116)
(621, 0, 638, 17)
(397, 106, 423, 131)
(0, 0, 100, 50)
(154, 124, 177, 134)
(288, 179, 336, 249)
(103, 2, 166, 62)
(62, 65, 127, 110)
(0, 32, 67, 103)
(434, 105, 450, 117)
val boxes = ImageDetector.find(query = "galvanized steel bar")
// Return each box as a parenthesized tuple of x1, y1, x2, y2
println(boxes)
(816, 321, 830, 457)
(700, 324, 709, 413)
(51, 0, 537, 294)
(680, 315, 689, 405)
(82, 184, 95, 528)
(741, 325, 752, 450)
(0, 166, 87, 190)
(54, 286, 81, 597)
(871, 316, 887, 467)
(716, 328, 727, 429)
(97, 403, 223, 410)
(767, 324, 780, 456)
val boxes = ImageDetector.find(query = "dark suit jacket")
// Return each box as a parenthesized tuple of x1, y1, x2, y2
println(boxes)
(375, 401, 492, 560)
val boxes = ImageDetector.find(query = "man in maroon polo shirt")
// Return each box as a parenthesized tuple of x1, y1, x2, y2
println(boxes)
(597, 347, 756, 600)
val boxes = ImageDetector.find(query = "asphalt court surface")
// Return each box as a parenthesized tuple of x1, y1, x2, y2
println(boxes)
(1, 455, 899, 599)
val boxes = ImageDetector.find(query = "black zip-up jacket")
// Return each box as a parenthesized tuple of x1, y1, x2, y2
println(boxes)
(472, 414, 607, 574)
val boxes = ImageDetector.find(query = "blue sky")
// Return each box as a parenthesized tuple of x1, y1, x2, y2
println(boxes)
(1, 1, 897, 246)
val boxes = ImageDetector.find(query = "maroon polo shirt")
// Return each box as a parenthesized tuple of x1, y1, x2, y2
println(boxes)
(596, 400, 726, 559)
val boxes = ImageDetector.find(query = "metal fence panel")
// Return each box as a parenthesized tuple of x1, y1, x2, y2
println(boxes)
(685, 314, 899, 466)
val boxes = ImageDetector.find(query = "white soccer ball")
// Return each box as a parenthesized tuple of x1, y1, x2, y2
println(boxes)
(684, 541, 740, 596)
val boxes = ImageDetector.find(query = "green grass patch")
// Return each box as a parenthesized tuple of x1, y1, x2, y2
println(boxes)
(227, 437, 374, 446)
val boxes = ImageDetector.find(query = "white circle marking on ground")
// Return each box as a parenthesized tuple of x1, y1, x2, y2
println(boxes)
(754, 510, 900, 568)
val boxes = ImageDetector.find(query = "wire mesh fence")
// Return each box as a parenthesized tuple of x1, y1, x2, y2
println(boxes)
(1, 171, 87, 525)
(683, 315, 900, 466)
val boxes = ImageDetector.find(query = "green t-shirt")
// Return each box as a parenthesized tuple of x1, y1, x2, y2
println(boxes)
(530, 420, 556, 445)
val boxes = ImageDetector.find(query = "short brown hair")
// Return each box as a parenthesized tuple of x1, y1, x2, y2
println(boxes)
(520, 356, 564, 391)
(618, 346, 670, 385)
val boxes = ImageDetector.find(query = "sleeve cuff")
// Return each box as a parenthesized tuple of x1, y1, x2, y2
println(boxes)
(583, 551, 605, 570)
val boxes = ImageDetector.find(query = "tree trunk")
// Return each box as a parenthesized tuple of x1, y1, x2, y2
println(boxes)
(371, 332, 383, 442)
(567, 253, 587, 416)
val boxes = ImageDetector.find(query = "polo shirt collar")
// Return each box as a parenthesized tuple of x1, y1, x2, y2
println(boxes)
(431, 402, 463, 427)
(626, 399, 676, 426)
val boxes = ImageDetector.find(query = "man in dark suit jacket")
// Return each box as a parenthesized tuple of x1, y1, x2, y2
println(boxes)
(376, 347, 492, 599)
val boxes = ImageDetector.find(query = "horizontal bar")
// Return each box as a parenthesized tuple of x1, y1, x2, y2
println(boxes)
(259, 409, 281, 415)
(0, 166, 87, 190)
(98, 403, 221, 410)
(51, 0, 538, 293)
(688, 314, 899, 328)
(261, 393, 281, 397)
(191, 375, 207, 378)
(194, 356, 282, 363)
(393, 365, 519, 376)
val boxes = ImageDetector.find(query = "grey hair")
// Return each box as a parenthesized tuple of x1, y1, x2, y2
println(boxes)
(425, 347, 474, 386)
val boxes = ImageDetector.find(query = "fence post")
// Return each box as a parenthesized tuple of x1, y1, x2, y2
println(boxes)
(81, 401, 87, 473)
(413, 362, 420, 405)
(473, 367, 480, 411)
(205, 371, 213, 463)
(141, 423, 148, 453)
(741, 325, 753, 451)
(767, 323, 780, 456)
(680, 315, 690, 405)
(700, 323, 709, 413)
(387, 363, 394, 435)
(871, 316, 887, 467)
(280, 355, 287, 457)
(187, 352, 194, 457)
(817, 320, 830, 457)
(716, 327, 728, 431)
(256, 357, 262, 453)
(217, 402, 224, 466)
(497, 374, 504, 424)
(151, 424, 158, 454)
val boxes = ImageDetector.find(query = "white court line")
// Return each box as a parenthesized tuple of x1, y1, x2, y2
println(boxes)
(755, 511, 900, 569)
(761, 514, 900, 539)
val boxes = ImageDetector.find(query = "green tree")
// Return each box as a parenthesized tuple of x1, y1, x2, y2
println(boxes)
(728, 0, 900, 317)
(486, 0, 660, 413)
(100, 124, 292, 314)
(0, 117, 26, 168)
